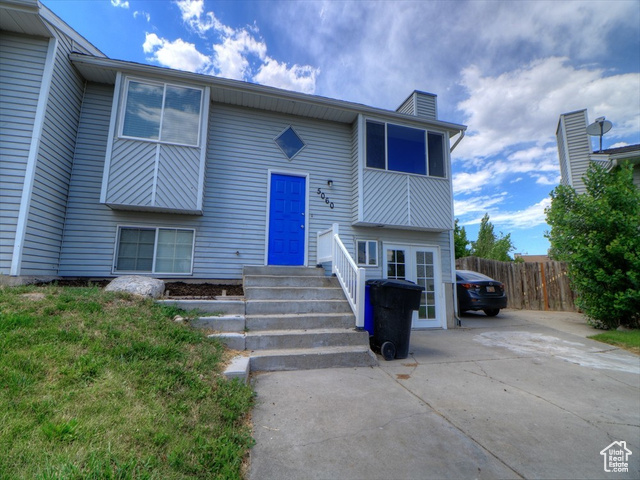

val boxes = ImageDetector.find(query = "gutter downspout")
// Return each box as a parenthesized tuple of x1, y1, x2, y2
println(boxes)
(450, 129, 465, 153)
(449, 127, 465, 326)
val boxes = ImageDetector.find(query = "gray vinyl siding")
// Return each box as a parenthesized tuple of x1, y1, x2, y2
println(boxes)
(396, 92, 437, 120)
(0, 33, 48, 275)
(61, 84, 454, 281)
(104, 139, 202, 214)
(61, 89, 356, 279)
(415, 93, 437, 120)
(397, 96, 414, 116)
(559, 110, 591, 194)
(360, 170, 452, 230)
(199, 103, 356, 278)
(19, 26, 86, 275)
(556, 117, 571, 186)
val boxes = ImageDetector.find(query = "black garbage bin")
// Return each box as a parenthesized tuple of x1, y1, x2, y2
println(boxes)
(367, 279, 424, 360)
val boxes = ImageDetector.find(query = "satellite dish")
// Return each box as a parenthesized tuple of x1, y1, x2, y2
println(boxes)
(586, 116, 613, 152)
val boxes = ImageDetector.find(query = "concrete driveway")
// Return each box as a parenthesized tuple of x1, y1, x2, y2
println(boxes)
(249, 310, 640, 480)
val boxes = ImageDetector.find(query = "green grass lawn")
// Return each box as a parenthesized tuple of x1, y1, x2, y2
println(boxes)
(0, 285, 254, 479)
(589, 329, 640, 355)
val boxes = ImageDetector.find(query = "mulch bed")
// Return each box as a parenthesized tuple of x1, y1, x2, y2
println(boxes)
(34, 279, 243, 299)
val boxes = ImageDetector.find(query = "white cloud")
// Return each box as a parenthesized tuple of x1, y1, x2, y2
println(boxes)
(166, 0, 319, 93)
(111, 0, 129, 9)
(458, 197, 551, 230)
(254, 58, 319, 95)
(143, 33, 211, 72)
(455, 57, 640, 163)
(134, 11, 150, 22)
(489, 198, 552, 230)
(454, 193, 507, 218)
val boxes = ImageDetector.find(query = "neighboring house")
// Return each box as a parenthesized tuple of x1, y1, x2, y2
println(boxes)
(556, 109, 640, 194)
(0, 0, 466, 329)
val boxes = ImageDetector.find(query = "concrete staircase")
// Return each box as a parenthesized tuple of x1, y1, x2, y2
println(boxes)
(242, 265, 377, 372)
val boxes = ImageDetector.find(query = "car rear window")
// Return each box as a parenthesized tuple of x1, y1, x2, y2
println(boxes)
(457, 271, 493, 282)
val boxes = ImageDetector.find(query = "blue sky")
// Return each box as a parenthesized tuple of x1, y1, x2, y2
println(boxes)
(44, 0, 640, 255)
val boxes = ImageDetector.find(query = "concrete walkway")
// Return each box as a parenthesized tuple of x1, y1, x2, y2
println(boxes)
(249, 310, 640, 479)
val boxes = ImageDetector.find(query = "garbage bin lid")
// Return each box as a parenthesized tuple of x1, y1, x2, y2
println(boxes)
(366, 278, 424, 291)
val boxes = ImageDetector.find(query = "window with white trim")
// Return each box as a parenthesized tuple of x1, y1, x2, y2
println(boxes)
(114, 226, 195, 274)
(365, 120, 446, 178)
(356, 239, 378, 266)
(120, 79, 203, 147)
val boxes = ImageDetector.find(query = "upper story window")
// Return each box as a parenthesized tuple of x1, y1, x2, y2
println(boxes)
(365, 120, 446, 178)
(121, 79, 203, 147)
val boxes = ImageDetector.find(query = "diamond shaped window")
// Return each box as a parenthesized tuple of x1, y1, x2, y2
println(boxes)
(275, 126, 305, 160)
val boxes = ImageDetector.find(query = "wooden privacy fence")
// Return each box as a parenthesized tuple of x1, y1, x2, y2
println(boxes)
(455, 257, 577, 311)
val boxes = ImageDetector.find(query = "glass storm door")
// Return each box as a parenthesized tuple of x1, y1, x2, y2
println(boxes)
(384, 244, 443, 328)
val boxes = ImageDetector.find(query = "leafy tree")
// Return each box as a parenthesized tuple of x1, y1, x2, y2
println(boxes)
(470, 213, 515, 261)
(454, 219, 471, 259)
(545, 162, 640, 329)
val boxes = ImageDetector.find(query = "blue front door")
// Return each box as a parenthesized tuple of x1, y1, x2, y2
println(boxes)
(268, 174, 306, 265)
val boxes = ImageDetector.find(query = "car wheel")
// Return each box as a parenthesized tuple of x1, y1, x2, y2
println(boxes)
(483, 308, 500, 317)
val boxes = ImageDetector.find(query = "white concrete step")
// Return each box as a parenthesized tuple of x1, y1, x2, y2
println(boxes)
(243, 265, 325, 277)
(246, 299, 352, 315)
(246, 313, 355, 331)
(244, 275, 338, 288)
(246, 328, 369, 350)
(250, 345, 377, 372)
(244, 286, 345, 301)
(190, 315, 245, 331)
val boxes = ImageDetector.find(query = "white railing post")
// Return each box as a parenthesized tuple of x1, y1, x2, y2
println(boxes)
(355, 267, 365, 328)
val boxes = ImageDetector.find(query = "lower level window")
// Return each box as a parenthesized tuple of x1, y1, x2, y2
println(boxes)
(357, 240, 378, 266)
(115, 226, 195, 274)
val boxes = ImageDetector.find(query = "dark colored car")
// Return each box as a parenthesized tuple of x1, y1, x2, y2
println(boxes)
(456, 270, 507, 316)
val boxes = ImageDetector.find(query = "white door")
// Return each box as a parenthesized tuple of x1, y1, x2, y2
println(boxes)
(383, 244, 443, 328)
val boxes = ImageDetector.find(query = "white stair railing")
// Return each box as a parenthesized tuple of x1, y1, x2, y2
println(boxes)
(317, 223, 365, 329)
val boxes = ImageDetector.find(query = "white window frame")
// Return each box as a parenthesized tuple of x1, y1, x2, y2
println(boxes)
(118, 77, 204, 147)
(112, 225, 196, 275)
(356, 239, 378, 267)
(364, 118, 448, 178)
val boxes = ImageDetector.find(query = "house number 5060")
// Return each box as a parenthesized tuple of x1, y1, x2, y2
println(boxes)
(316, 188, 335, 209)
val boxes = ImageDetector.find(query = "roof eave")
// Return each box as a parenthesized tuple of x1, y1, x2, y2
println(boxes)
(69, 53, 466, 135)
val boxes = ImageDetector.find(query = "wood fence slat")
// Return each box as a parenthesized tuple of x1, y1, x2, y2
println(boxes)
(455, 257, 577, 311)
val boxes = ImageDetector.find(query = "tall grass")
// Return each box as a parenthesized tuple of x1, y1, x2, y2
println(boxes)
(0, 285, 254, 479)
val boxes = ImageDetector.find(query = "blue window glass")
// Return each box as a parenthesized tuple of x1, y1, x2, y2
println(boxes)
(161, 85, 202, 145)
(122, 81, 163, 140)
(366, 121, 386, 169)
(387, 124, 426, 175)
(275, 126, 305, 159)
(428, 132, 445, 177)
(122, 80, 202, 146)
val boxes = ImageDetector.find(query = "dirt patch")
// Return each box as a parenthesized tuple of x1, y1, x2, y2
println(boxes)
(164, 282, 243, 298)
(33, 279, 243, 299)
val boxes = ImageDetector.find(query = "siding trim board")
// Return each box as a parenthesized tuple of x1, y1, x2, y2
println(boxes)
(10, 36, 57, 276)
(100, 71, 122, 204)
